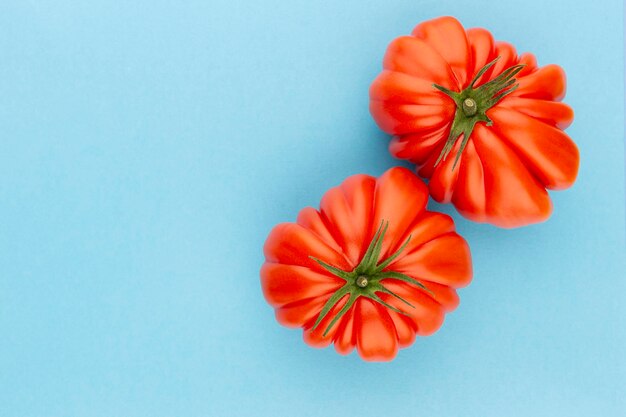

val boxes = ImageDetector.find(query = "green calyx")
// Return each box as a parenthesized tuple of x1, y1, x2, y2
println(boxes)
(433, 56, 525, 170)
(309, 220, 431, 337)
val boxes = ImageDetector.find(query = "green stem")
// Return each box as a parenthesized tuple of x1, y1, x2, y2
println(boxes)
(309, 220, 430, 336)
(433, 57, 525, 170)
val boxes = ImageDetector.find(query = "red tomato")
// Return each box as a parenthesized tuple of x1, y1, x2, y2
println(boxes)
(370, 16, 579, 228)
(261, 167, 472, 361)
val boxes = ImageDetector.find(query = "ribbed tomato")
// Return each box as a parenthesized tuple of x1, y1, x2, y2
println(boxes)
(261, 167, 472, 361)
(370, 16, 579, 228)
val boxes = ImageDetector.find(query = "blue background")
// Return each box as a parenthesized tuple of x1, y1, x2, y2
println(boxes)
(1, 1, 624, 416)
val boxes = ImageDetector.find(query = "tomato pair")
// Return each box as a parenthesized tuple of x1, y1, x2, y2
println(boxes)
(261, 16, 579, 361)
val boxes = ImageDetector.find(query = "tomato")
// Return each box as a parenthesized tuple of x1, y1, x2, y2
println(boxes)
(369, 16, 579, 228)
(261, 167, 472, 361)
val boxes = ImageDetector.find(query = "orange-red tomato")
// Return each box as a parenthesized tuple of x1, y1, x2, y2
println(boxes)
(261, 167, 472, 361)
(370, 16, 580, 228)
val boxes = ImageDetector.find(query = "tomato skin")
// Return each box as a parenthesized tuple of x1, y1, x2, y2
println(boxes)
(260, 167, 472, 361)
(369, 16, 579, 228)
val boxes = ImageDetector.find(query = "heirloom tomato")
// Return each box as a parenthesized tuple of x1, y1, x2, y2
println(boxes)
(370, 16, 579, 228)
(261, 167, 472, 361)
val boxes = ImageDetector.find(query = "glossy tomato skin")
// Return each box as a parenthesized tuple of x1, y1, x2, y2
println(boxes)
(261, 167, 472, 362)
(370, 16, 579, 228)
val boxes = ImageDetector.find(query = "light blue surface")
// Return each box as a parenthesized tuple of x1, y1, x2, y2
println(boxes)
(1, 1, 624, 416)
